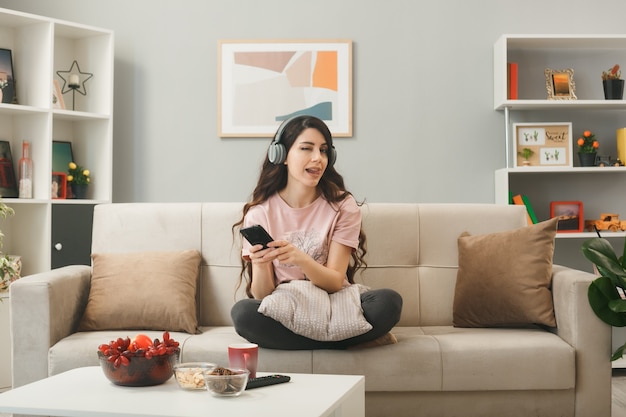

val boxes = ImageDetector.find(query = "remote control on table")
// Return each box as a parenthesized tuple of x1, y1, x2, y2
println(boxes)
(245, 374, 291, 390)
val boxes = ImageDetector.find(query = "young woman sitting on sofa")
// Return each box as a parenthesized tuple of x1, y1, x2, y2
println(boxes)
(231, 115, 402, 350)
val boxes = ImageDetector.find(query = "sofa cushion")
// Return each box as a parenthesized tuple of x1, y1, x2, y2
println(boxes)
(77, 250, 201, 334)
(452, 217, 558, 328)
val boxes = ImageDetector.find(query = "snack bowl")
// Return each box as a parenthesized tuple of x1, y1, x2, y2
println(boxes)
(98, 350, 179, 387)
(173, 362, 217, 390)
(204, 367, 249, 397)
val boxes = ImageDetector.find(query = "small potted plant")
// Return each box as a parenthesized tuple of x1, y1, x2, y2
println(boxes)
(0, 199, 20, 292)
(577, 130, 599, 167)
(67, 161, 91, 199)
(602, 64, 624, 100)
(517, 147, 535, 166)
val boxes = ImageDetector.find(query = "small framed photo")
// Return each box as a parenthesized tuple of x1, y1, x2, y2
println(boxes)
(52, 141, 73, 173)
(513, 122, 573, 168)
(545, 68, 576, 100)
(52, 79, 65, 110)
(550, 201, 584, 233)
(51, 172, 67, 199)
(0, 141, 17, 197)
(0, 48, 16, 104)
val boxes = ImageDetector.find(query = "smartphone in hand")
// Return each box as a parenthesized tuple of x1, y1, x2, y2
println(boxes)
(240, 225, 274, 249)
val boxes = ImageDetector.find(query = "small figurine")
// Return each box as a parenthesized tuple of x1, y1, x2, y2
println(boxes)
(585, 213, 626, 232)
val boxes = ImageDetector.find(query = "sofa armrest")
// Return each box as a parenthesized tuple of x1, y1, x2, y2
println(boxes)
(551, 264, 611, 417)
(10, 265, 91, 388)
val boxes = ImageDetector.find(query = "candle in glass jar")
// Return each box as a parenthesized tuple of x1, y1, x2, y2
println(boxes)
(68, 74, 80, 88)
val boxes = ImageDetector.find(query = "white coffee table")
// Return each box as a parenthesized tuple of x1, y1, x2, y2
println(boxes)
(0, 366, 364, 417)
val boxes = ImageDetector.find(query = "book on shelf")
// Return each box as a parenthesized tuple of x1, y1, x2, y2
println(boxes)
(507, 62, 518, 100)
(512, 194, 537, 225)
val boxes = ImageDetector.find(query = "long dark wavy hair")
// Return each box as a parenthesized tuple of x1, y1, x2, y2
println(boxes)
(233, 115, 367, 298)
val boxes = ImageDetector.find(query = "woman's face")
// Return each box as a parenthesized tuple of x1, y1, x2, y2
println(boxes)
(284, 127, 330, 189)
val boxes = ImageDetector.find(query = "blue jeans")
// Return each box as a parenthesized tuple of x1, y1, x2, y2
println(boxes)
(230, 288, 403, 350)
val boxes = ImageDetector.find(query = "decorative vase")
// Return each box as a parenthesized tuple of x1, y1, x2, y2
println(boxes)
(71, 183, 88, 199)
(603, 79, 624, 100)
(578, 152, 597, 167)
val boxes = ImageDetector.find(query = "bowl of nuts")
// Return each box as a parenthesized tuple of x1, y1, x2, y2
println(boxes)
(204, 367, 249, 397)
(173, 362, 216, 390)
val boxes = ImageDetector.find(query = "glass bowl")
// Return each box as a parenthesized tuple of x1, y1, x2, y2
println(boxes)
(204, 367, 249, 397)
(97, 350, 179, 387)
(173, 362, 216, 390)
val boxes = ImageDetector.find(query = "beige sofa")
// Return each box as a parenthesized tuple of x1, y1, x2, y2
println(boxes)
(10, 203, 611, 417)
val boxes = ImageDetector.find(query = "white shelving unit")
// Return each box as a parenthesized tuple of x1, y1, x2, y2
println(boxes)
(494, 34, 626, 242)
(0, 7, 113, 276)
(494, 35, 626, 369)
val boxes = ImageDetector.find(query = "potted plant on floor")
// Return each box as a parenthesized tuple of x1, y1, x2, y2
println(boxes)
(0, 199, 20, 292)
(582, 236, 626, 360)
(602, 64, 624, 100)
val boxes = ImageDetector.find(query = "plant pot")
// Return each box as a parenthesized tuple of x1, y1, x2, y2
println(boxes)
(0, 255, 21, 292)
(71, 183, 88, 199)
(578, 152, 597, 167)
(603, 79, 624, 100)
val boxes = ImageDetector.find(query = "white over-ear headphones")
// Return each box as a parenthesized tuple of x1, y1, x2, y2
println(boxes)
(267, 116, 337, 166)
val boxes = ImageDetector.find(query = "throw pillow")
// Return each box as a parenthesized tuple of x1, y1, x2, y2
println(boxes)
(452, 217, 558, 328)
(78, 250, 202, 334)
(258, 280, 372, 341)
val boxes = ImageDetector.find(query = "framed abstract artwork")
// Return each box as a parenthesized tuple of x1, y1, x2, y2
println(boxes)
(218, 39, 352, 137)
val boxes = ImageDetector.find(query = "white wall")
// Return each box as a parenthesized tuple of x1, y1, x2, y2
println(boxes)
(0, 0, 626, 268)
(1, 0, 626, 269)
(1, 0, 612, 204)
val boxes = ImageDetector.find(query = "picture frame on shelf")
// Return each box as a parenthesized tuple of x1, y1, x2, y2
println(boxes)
(0, 141, 17, 198)
(218, 39, 352, 137)
(51, 172, 67, 199)
(513, 122, 573, 168)
(545, 68, 576, 100)
(52, 80, 65, 110)
(52, 141, 73, 173)
(0, 49, 16, 104)
(52, 141, 74, 198)
(550, 201, 584, 233)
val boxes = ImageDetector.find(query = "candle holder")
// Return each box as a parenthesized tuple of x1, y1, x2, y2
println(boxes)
(56, 60, 93, 111)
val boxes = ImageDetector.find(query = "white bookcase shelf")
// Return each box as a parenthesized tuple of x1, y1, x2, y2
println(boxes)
(0, 7, 113, 276)
(494, 34, 626, 251)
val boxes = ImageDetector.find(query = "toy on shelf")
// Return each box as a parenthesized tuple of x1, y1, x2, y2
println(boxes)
(585, 213, 626, 232)
(595, 155, 624, 167)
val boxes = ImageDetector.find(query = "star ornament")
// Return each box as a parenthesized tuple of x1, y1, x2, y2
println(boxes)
(56, 60, 93, 95)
